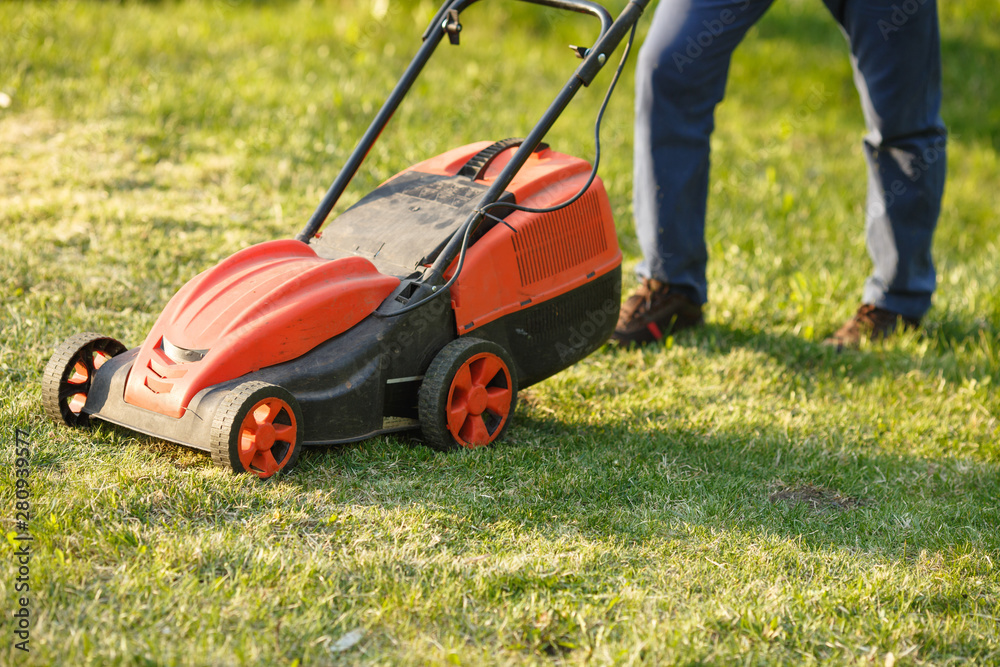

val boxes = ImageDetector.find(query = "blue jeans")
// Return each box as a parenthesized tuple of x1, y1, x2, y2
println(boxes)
(633, 0, 947, 320)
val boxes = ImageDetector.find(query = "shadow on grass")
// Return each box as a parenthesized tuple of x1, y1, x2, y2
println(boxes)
(259, 403, 1000, 560)
(238, 441, 994, 641)
(234, 306, 995, 557)
(662, 320, 1000, 389)
(96, 310, 996, 562)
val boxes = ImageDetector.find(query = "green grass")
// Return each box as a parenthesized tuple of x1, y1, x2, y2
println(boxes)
(1, 0, 998, 664)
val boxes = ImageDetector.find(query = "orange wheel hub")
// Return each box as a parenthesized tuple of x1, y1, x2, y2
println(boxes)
(446, 352, 512, 448)
(237, 397, 297, 477)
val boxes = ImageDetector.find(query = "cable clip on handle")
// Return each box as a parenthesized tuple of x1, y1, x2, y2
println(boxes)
(444, 9, 462, 45)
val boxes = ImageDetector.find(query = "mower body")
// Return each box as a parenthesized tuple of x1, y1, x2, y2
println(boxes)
(82, 142, 621, 450)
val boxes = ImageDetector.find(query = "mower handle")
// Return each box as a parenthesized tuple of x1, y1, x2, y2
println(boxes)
(425, 0, 613, 44)
(421, 0, 649, 289)
(295, 0, 627, 245)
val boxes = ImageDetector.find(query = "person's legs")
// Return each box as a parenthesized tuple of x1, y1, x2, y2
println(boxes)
(824, 0, 947, 322)
(633, 0, 775, 306)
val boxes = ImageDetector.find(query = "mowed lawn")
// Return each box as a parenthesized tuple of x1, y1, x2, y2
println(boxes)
(1, 0, 998, 664)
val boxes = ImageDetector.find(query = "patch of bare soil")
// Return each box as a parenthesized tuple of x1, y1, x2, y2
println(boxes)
(768, 482, 870, 512)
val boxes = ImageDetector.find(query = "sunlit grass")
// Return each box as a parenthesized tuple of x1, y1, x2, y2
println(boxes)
(1, 0, 997, 664)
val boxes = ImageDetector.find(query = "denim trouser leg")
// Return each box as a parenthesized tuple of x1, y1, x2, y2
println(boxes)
(824, 0, 946, 320)
(634, 0, 946, 319)
(634, 0, 775, 305)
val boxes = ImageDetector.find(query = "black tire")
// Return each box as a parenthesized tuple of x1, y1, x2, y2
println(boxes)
(42, 332, 127, 427)
(209, 381, 304, 479)
(419, 337, 518, 451)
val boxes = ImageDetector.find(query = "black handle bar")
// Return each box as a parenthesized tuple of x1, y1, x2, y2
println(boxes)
(295, 0, 641, 244)
(426, 0, 613, 42)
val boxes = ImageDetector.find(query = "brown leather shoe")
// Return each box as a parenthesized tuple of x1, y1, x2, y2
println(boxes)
(823, 304, 920, 351)
(610, 279, 703, 346)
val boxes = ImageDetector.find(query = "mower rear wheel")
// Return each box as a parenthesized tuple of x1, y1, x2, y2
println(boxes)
(209, 381, 303, 479)
(419, 337, 517, 451)
(42, 332, 127, 427)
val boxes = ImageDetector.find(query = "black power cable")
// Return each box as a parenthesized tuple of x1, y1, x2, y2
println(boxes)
(481, 22, 638, 220)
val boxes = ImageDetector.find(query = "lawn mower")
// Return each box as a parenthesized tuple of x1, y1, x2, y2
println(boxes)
(42, 0, 651, 478)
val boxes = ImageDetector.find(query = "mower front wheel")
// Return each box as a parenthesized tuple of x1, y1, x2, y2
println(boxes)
(209, 381, 304, 479)
(42, 332, 127, 427)
(419, 337, 518, 451)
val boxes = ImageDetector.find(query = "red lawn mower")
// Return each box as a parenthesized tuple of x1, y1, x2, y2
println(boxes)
(42, 0, 650, 478)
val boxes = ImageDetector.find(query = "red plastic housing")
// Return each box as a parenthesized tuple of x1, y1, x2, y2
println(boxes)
(124, 240, 399, 418)
(409, 143, 621, 332)
(122, 143, 618, 420)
